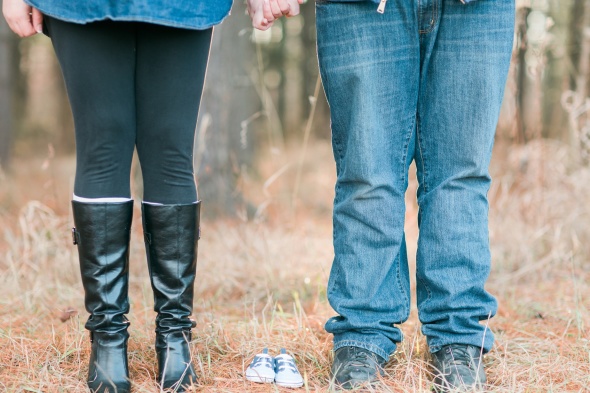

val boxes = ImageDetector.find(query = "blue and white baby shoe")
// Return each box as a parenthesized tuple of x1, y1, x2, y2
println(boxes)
(246, 348, 275, 383)
(274, 348, 304, 388)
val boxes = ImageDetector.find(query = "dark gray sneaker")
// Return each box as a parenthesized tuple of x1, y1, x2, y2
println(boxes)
(331, 346, 386, 390)
(431, 344, 486, 392)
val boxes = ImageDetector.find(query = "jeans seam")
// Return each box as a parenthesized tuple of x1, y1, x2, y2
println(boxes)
(332, 128, 343, 248)
(395, 252, 410, 320)
(417, 274, 432, 305)
(416, 115, 428, 193)
(401, 114, 415, 191)
(397, 116, 414, 320)
(419, 0, 438, 34)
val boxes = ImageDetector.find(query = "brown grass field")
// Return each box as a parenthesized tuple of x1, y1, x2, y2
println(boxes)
(1, 139, 590, 392)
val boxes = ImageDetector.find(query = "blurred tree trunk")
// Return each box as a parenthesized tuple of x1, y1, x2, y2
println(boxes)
(577, 0, 590, 162)
(0, 17, 16, 170)
(574, 0, 590, 101)
(514, 6, 530, 144)
(543, 1, 571, 139)
(282, 18, 304, 138)
(567, 0, 590, 161)
(196, 2, 259, 218)
(300, 1, 331, 140)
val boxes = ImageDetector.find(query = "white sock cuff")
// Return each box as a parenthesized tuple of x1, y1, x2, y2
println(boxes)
(142, 201, 164, 206)
(142, 201, 199, 206)
(73, 194, 132, 203)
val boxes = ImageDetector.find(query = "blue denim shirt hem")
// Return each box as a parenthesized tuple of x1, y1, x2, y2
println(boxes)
(333, 338, 394, 361)
(24, 0, 231, 30)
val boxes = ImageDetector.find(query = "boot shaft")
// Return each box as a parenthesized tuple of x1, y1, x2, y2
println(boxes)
(72, 200, 134, 333)
(142, 202, 200, 334)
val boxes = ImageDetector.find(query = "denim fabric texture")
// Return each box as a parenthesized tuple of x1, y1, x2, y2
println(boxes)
(316, 0, 514, 361)
(24, 0, 232, 29)
(319, 0, 478, 4)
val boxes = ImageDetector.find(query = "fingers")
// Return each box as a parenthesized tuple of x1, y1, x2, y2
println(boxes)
(262, 0, 275, 25)
(247, 0, 301, 31)
(2, 0, 38, 37)
(277, 0, 291, 14)
(248, 0, 275, 31)
(13, 15, 36, 37)
(268, 0, 282, 19)
(253, 11, 274, 31)
(270, 0, 301, 19)
(269, 0, 290, 18)
(285, 0, 300, 17)
(32, 7, 43, 33)
(260, 20, 274, 31)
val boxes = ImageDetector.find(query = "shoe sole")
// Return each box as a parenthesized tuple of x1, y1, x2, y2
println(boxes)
(276, 380, 304, 388)
(246, 374, 275, 384)
(432, 384, 484, 393)
(335, 378, 381, 390)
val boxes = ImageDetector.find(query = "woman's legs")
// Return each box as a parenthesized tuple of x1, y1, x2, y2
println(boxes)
(48, 17, 212, 204)
(47, 17, 137, 199)
(135, 24, 211, 205)
(48, 15, 211, 391)
(47, 17, 138, 393)
(133, 23, 212, 390)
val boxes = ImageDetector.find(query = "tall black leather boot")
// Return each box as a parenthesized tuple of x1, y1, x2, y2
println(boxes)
(142, 202, 200, 392)
(72, 200, 134, 393)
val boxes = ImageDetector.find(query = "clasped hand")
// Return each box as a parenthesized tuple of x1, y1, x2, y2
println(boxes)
(247, 0, 304, 31)
(2, 0, 43, 37)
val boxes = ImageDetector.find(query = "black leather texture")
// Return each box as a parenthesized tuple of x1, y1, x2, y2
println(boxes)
(142, 202, 200, 391)
(72, 200, 134, 393)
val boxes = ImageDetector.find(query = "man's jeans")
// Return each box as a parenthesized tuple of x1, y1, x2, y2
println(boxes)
(316, 0, 514, 360)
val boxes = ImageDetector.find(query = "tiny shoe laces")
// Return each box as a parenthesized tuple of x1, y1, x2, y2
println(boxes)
(246, 348, 275, 383)
(274, 348, 304, 388)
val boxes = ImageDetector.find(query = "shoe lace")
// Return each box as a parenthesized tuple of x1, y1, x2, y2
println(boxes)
(276, 357, 300, 374)
(444, 345, 480, 370)
(348, 349, 374, 368)
(250, 355, 273, 369)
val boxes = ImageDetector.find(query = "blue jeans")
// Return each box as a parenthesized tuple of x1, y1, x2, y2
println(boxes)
(316, 0, 514, 360)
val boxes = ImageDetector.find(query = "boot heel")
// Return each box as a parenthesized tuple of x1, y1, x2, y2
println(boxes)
(87, 332, 131, 393)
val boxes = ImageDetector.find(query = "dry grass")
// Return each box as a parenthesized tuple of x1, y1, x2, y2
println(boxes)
(1, 139, 590, 392)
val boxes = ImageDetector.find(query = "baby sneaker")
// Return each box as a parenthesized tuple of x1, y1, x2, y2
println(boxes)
(274, 348, 304, 388)
(246, 348, 275, 383)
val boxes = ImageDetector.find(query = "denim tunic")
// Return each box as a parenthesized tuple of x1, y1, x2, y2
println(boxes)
(24, 0, 233, 30)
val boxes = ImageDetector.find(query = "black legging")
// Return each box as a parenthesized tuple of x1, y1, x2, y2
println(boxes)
(45, 17, 212, 204)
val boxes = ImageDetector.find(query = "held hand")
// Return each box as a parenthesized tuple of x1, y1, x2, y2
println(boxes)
(268, 0, 291, 19)
(247, 0, 275, 31)
(269, 0, 304, 18)
(247, 0, 304, 31)
(2, 0, 43, 37)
